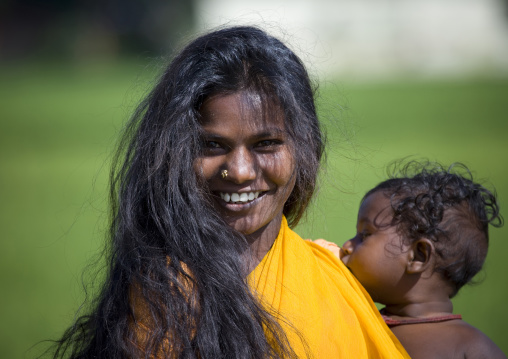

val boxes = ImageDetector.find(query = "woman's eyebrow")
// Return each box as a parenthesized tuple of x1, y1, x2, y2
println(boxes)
(201, 128, 287, 139)
(252, 128, 286, 138)
(201, 133, 224, 140)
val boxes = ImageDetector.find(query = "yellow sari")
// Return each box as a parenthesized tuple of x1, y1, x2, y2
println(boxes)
(249, 217, 409, 358)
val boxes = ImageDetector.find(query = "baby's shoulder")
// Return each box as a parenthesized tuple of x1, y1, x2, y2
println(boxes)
(449, 321, 506, 358)
(393, 319, 506, 359)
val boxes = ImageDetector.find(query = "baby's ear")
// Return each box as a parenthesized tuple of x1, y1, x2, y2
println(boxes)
(406, 238, 434, 274)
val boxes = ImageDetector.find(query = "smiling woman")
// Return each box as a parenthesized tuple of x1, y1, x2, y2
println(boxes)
(196, 92, 296, 268)
(49, 26, 410, 358)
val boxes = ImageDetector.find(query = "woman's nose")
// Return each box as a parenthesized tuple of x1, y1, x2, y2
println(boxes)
(225, 147, 256, 184)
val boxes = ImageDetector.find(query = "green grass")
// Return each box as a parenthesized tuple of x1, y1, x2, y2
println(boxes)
(1, 62, 507, 358)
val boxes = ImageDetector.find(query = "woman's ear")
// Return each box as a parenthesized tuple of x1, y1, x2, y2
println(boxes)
(406, 238, 434, 274)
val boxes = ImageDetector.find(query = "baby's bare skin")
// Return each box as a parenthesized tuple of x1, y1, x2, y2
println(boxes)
(315, 169, 506, 359)
(390, 317, 505, 359)
(316, 235, 507, 358)
(314, 189, 506, 358)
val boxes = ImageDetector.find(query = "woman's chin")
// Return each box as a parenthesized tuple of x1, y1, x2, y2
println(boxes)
(225, 216, 266, 236)
(225, 212, 282, 238)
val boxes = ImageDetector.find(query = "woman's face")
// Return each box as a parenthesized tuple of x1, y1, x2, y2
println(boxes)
(194, 91, 296, 238)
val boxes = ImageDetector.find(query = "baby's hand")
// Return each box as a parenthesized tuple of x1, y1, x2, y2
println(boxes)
(313, 239, 344, 260)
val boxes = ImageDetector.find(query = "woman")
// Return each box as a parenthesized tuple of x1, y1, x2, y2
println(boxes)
(53, 26, 409, 358)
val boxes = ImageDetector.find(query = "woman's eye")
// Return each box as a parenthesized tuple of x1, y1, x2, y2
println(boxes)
(255, 139, 280, 148)
(201, 140, 225, 155)
(204, 140, 222, 149)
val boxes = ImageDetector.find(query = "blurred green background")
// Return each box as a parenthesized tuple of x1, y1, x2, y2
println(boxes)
(1, 1, 508, 358)
(2, 60, 507, 359)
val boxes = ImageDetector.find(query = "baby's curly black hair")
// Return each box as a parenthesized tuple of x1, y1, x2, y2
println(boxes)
(365, 161, 503, 297)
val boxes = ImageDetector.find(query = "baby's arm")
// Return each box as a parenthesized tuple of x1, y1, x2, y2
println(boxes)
(312, 239, 343, 260)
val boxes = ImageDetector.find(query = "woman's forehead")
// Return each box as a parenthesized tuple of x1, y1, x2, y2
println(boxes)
(200, 91, 286, 128)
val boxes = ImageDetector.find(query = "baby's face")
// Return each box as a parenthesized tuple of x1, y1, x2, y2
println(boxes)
(341, 191, 410, 304)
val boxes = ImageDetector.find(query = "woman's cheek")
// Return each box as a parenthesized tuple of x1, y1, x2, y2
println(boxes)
(193, 157, 217, 180)
(262, 150, 296, 186)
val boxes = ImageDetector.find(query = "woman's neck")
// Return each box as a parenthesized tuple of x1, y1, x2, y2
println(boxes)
(242, 213, 283, 274)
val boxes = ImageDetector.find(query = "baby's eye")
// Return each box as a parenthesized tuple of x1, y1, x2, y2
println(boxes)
(359, 231, 371, 240)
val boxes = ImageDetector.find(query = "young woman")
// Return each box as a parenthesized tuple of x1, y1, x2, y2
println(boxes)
(52, 26, 408, 358)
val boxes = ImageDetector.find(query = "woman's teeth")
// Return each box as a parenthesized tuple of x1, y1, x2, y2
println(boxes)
(220, 191, 260, 203)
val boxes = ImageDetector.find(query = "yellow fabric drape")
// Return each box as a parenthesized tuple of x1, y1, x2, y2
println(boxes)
(249, 217, 410, 358)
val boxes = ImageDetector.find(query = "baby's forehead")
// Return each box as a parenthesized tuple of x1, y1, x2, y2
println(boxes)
(361, 191, 391, 209)
(359, 191, 394, 224)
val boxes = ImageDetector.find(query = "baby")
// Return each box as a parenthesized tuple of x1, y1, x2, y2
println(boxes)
(317, 162, 506, 358)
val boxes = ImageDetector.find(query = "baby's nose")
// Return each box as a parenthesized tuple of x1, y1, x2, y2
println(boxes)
(341, 239, 354, 255)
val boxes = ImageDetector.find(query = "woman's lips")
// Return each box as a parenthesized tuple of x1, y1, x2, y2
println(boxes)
(219, 191, 261, 204)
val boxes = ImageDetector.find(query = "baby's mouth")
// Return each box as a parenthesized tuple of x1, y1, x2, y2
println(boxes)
(219, 191, 261, 204)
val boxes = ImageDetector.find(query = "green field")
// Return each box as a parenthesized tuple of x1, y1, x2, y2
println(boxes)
(1, 62, 507, 358)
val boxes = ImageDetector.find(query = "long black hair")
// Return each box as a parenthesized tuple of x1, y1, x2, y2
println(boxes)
(366, 161, 503, 297)
(51, 26, 324, 358)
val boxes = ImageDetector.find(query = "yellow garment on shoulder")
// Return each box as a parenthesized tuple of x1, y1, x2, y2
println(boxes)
(248, 217, 410, 358)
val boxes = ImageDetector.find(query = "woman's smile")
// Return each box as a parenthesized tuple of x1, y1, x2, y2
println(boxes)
(194, 91, 296, 237)
(219, 191, 262, 204)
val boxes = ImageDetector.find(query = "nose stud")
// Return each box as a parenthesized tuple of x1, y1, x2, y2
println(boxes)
(221, 169, 228, 179)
